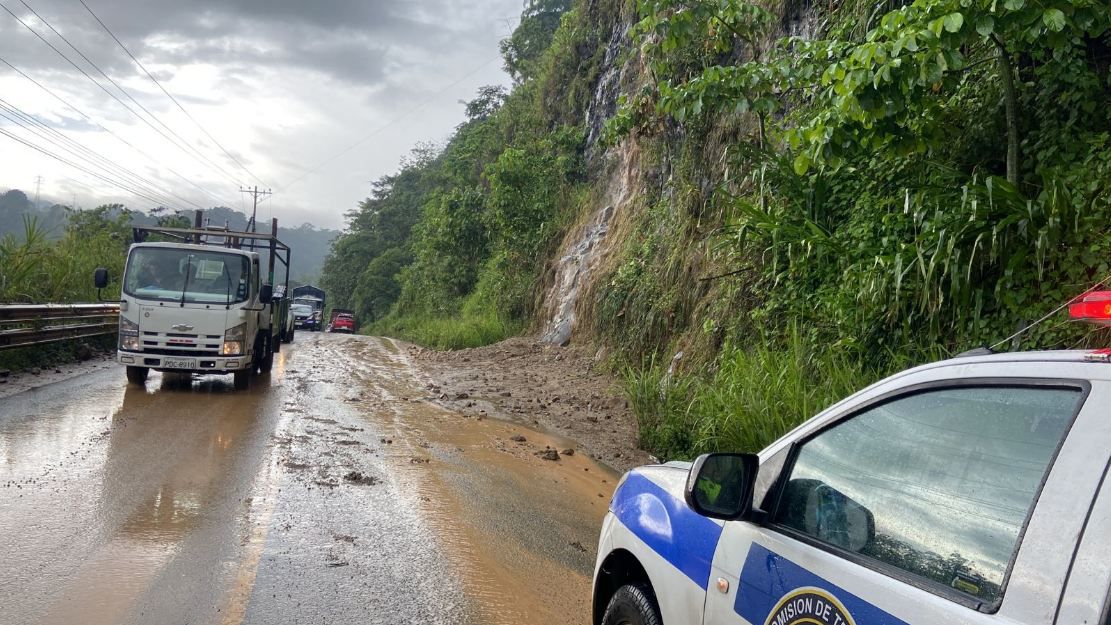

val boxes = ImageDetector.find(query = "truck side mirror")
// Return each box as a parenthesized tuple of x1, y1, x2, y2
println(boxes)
(684, 452, 759, 520)
(94, 267, 109, 289)
(259, 283, 273, 302)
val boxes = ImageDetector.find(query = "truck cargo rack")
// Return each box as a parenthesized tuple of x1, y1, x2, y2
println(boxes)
(131, 210, 291, 287)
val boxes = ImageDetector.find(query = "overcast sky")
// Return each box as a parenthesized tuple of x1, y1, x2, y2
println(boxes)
(0, 0, 522, 229)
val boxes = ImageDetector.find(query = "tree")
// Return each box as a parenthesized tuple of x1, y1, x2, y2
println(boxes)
(500, 0, 573, 83)
(631, 0, 1111, 184)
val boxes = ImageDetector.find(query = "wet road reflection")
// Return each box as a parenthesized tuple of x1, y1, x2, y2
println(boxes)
(0, 333, 616, 625)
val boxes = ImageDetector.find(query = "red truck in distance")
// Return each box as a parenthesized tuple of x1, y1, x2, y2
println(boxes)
(329, 309, 355, 333)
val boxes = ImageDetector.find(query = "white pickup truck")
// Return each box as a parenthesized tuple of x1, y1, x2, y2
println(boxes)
(593, 293, 1111, 625)
(96, 214, 291, 390)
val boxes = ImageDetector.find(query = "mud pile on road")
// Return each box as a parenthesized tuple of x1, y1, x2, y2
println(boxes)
(409, 337, 653, 473)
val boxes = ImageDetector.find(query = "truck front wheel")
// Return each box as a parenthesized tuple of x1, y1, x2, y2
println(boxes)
(126, 366, 149, 385)
(260, 336, 274, 373)
(233, 369, 251, 390)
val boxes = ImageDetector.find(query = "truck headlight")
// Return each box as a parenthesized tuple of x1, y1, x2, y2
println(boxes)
(222, 323, 246, 356)
(119, 317, 140, 351)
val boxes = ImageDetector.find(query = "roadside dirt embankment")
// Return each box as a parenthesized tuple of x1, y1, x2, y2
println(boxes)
(409, 336, 653, 474)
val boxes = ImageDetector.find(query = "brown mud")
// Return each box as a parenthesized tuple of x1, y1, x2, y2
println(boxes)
(408, 336, 653, 474)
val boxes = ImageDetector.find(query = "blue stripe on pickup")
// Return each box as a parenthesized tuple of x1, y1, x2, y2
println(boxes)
(736, 543, 911, 625)
(610, 472, 723, 590)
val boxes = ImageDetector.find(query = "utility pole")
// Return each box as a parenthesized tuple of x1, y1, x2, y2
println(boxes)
(33, 175, 43, 207)
(240, 186, 272, 233)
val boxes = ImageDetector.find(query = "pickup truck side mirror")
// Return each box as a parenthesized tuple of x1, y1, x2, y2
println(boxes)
(684, 452, 759, 521)
(259, 283, 273, 302)
(94, 267, 109, 289)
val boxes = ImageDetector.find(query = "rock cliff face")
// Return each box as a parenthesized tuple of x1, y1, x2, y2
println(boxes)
(539, 6, 641, 346)
(538, 0, 820, 349)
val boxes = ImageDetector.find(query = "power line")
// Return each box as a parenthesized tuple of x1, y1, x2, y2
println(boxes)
(0, 96, 206, 208)
(0, 122, 185, 209)
(75, 0, 269, 189)
(0, 54, 235, 208)
(0, 0, 245, 189)
(240, 186, 272, 233)
(14, 0, 246, 189)
(0, 106, 188, 210)
(0, 97, 197, 209)
(11, 0, 244, 187)
(282, 56, 502, 191)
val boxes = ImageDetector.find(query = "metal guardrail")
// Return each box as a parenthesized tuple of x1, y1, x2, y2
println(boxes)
(0, 303, 120, 351)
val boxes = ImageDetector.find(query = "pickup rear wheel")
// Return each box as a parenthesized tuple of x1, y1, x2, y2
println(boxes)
(125, 366, 149, 385)
(601, 583, 661, 625)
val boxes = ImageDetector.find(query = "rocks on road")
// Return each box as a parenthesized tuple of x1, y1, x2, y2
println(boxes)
(410, 336, 652, 472)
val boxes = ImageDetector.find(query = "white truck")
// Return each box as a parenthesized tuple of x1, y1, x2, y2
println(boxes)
(95, 212, 291, 390)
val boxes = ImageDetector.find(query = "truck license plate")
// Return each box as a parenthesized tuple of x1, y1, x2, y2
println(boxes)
(162, 357, 197, 369)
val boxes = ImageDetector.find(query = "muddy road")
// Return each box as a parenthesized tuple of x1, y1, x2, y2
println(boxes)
(0, 333, 621, 625)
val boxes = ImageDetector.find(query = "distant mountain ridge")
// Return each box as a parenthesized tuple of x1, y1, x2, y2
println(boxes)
(0, 189, 338, 283)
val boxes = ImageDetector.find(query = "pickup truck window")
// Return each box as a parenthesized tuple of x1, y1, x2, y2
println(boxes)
(772, 386, 1081, 605)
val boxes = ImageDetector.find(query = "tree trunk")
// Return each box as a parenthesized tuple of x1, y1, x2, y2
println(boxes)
(993, 37, 1019, 185)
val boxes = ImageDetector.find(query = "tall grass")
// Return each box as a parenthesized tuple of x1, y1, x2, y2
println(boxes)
(625, 330, 883, 461)
(370, 309, 522, 350)
(0, 210, 127, 304)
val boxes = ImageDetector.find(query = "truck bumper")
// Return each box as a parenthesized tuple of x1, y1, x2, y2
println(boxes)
(118, 351, 250, 372)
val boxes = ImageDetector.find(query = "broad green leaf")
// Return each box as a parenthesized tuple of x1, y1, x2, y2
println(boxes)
(943, 12, 964, 33)
(1003, 0, 1025, 10)
(793, 152, 812, 175)
(1042, 8, 1066, 32)
(975, 15, 994, 36)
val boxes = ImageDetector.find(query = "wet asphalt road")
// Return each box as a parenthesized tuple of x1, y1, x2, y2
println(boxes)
(0, 333, 616, 625)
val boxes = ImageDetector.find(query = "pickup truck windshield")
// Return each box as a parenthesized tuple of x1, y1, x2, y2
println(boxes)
(124, 247, 251, 304)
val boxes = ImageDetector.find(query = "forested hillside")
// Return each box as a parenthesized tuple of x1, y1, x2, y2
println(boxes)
(321, 0, 1111, 460)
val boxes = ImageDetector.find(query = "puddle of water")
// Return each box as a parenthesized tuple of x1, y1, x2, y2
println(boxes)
(0, 364, 280, 625)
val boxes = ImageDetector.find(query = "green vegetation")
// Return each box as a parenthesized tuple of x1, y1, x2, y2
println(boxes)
(0, 206, 134, 372)
(0, 206, 132, 303)
(595, 0, 1111, 457)
(625, 330, 882, 459)
(323, 0, 1111, 460)
(321, 0, 616, 348)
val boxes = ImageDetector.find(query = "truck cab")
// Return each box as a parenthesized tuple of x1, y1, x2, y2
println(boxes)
(99, 214, 290, 390)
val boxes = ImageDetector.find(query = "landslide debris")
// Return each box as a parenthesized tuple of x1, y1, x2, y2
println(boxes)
(409, 337, 652, 473)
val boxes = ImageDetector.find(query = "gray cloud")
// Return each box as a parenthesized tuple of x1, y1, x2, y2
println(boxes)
(0, 0, 521, 229)
(0, 0, 511, 87)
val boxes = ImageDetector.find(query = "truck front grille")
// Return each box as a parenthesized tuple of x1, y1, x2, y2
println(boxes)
(139, 331, 222, 356)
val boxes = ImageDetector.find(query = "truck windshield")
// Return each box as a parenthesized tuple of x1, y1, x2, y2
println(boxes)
(123, 247, 251, 304)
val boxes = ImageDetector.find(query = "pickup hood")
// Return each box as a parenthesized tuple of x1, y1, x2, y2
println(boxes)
(609, 462, 724, 589)
(613, 463, 691, 506)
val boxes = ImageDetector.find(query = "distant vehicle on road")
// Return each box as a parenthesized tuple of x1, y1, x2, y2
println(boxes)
(96, 211, 291, 390)
(290, 303, 318, 332)
(291, 285, 326, 331)
(329, 309, 355, 333)
(593, 292, 1111, 625)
